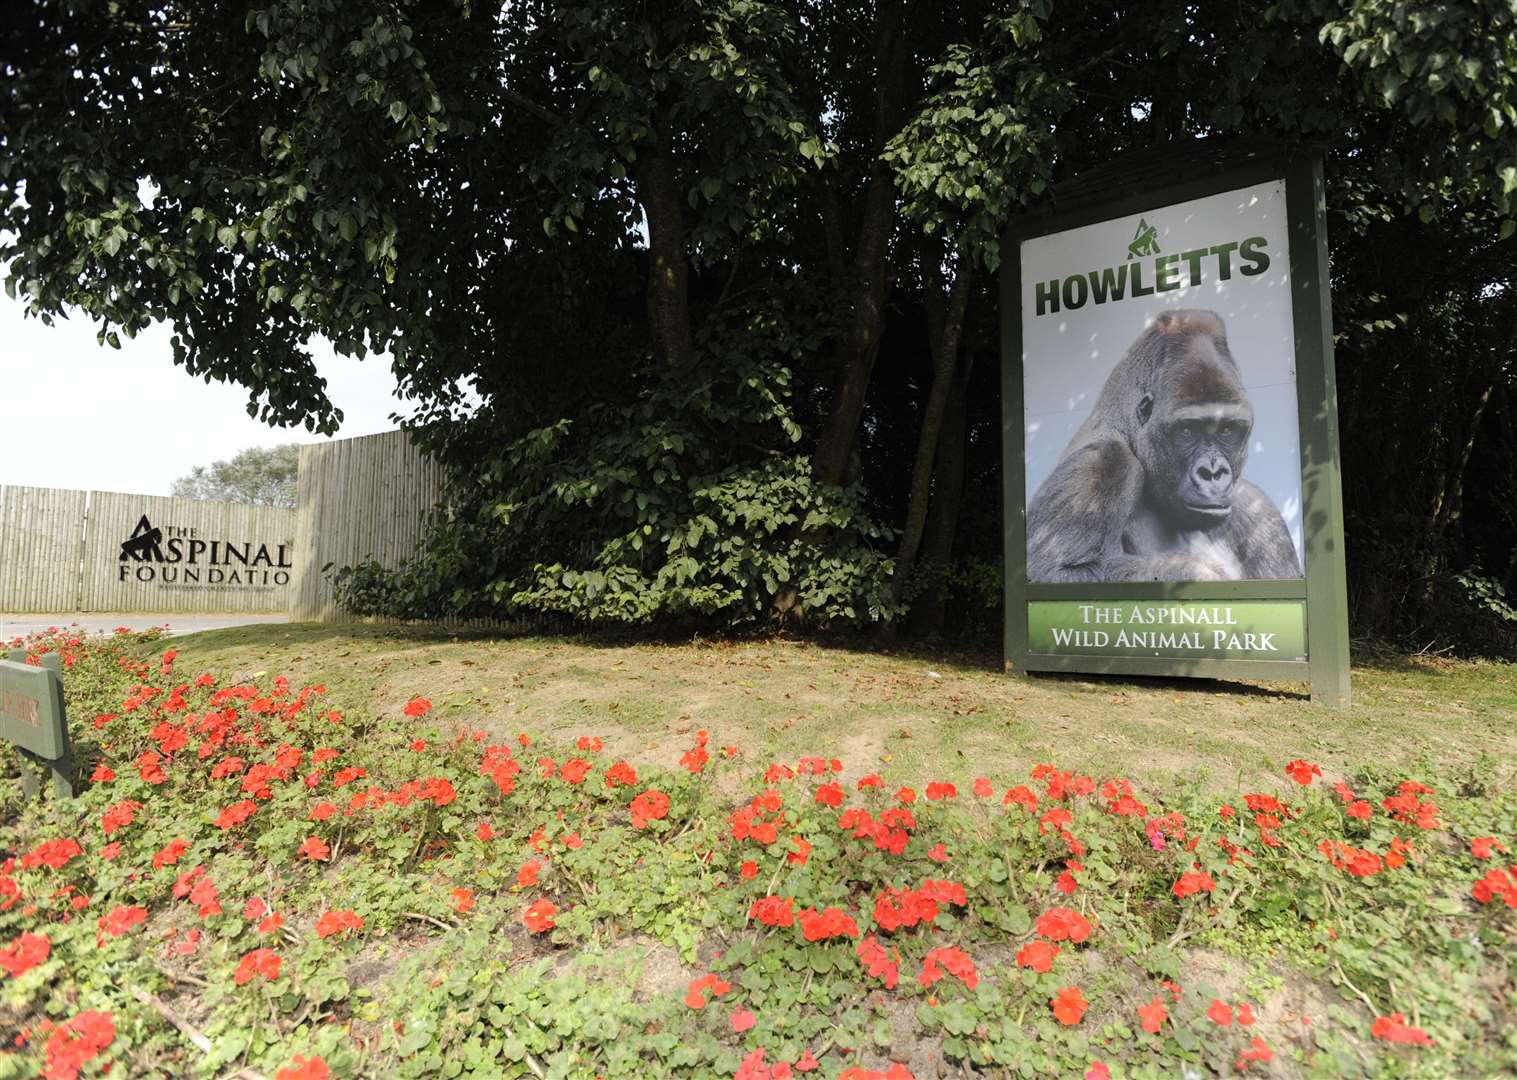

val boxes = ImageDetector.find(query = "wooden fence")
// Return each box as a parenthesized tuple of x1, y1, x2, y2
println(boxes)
(289, 430, 447, 621)
(0, 486, 88, 612)
(0, 485, 294, 614)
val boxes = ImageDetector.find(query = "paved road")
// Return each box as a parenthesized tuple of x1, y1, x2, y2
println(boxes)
(1, 613, 289, 641)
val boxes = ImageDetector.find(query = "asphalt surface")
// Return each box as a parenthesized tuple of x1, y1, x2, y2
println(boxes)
(1, 612, 289, 641)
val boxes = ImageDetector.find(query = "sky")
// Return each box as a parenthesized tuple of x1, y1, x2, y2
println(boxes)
(0, 294, 412, 496)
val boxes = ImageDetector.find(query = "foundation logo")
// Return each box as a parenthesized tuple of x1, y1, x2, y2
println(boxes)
(116, 514, 293, 589)
(120, 516, 166, 561)
(1126, 217, 1161, 260)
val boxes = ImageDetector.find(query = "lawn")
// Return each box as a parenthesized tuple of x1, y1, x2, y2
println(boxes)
(0, 623, 1513, 1080)
(169, 622, 1517, 794)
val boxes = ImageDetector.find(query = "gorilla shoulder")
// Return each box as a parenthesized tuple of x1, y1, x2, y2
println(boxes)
(1228, 480, 1302, 579)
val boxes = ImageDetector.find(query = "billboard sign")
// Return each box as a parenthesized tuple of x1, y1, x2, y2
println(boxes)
(1001, 150, 1350, 703)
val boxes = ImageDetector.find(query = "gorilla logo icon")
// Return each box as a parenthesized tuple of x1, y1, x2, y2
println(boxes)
(1027, 310, 1302, 583)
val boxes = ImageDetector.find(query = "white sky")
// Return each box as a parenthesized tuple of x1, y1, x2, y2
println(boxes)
(0, 294, 411, 496)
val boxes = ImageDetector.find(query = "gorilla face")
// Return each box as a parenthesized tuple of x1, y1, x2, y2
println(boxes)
(1134, 330, 1254, 529)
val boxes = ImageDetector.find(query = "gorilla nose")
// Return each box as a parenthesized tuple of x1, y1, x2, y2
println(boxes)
(1191, 456, 1233, 500)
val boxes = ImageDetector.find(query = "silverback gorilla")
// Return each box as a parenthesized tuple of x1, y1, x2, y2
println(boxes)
(1026, 310, 1302, 582)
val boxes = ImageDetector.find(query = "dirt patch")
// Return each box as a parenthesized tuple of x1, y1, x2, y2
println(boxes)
(1182, 947, 1373, 1078)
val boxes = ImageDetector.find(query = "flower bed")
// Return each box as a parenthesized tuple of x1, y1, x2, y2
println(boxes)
(0, 628, 1513, 1078)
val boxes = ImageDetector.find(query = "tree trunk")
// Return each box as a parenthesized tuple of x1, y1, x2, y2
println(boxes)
(810, 0, 908, 487)
(635, 146, 696, 369)
(890, 243, 973, 613)
(906, 356, 974, 638)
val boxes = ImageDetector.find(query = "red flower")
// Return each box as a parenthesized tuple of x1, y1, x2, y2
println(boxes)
(684, 972, 733, 1008)
(730, 1006, 757, 1033)
(1346, 800, 1373, 820)
(476, 822, 495, 841)
(89, 763, 115, 783)
(1016, 940, 1060, 973)
(1207, 999, 1233, 1026)
(244, 897, 268, 920)
(1172, 870, 1216, 898)
(856, 935, 900, 989)
(857, 774, 882, 789)
(895, 787, 916, 805)
(1035, 907, 1093, 943)
(22, 838, 82, 871)
(925, 782, 957, 801)
(918, 946, 977, 991)
(523, 899, 557, 933)
(314, 910, 363, 938)
(750, 896, 795, 927)
(452, 888, 474, 914)
(97, 905, 147, 938)
(214, 800, 258, 830)
(1137, 995, 1167, 1033)
(560, 758, 591, 784)
(275, 1055, 330, 1080)
(797, 906, 859, 942)
(517, 859, 542, 888)
(310, 802, 338, 821)
(0, 932, 50, 978)
(1237, 1002, 1256, 1026)
(299, 837, 331, 861)
(1237, 1037, 1272, 1069)
(1003, 785, 1038, 810)
(403, 696, 432, 718)
(1086, 1064, 1111, 1080)
(233, 948, 281, 985)
(1051, 986, 1089, 1025)
(740, 860, 758, 880)
(605, 761, 638, 788)
(42, 1010, 115, 1080)
(972, 777, 993, 798)
(1470, 836, 1507, 860)
(1285, 759, 1321, 785)
(630, 790, 671, 829)
(814, 782, 844, 808)
(1371, 1013, 1432, 1046)
(787, 836, 812, 866)
(153, 838, 189, 870)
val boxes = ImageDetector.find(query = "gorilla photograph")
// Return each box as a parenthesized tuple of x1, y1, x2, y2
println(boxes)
(1026, 310, 1302, 583)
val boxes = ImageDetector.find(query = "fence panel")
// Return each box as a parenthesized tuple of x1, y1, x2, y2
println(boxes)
(80, 491, 295, 613)
(290, 430, 447, 621)
(0, 486, 88, 613)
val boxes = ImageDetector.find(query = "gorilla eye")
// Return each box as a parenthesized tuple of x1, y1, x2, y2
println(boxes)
(1136, 394, 1154, 426)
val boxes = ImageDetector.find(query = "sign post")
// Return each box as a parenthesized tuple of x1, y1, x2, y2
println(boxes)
(2, 649, 76, 797)
(1001, 144, 1351, 704)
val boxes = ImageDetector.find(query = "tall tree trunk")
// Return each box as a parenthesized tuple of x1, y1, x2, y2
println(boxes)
(635, 146, 696, 369)
(810, 0, 908, 487)
(890, 243, 973, 614)
(906, 356, 974, 638)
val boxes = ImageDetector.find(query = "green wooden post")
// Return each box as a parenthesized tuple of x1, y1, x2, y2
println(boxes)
(1285, 154, 1352, 706)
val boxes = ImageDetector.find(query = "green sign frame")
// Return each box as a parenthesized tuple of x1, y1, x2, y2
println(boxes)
(2, 649, 76, 797)
(1000, 145, 1351, 705)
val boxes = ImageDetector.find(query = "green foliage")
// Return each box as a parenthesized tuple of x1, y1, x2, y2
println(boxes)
(339, 327, 899, 627)
(170, 443, 301, 507)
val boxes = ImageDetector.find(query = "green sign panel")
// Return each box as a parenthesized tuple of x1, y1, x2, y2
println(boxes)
(1, 650, 75, 797)
(1029, 600, 1306, 662)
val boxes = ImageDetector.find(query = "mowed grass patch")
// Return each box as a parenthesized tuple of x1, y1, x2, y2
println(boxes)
(166, 623, 1517, 794)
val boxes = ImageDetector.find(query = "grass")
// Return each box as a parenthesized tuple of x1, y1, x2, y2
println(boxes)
(166, 622, 1517, 795)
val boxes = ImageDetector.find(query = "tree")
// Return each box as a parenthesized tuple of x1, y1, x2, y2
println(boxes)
(170, 444, 300, 508)
(4, 0, 1515, 642)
